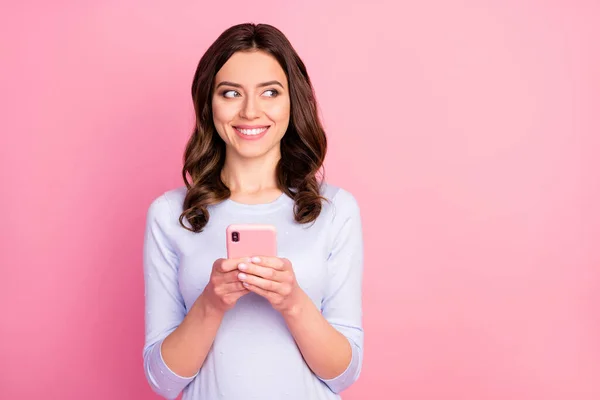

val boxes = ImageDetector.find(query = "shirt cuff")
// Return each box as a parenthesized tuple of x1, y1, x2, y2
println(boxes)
(146, 338, 198, 396)
(318, 338, 361, 394)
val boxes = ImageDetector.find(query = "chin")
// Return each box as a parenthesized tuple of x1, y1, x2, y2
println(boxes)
(231, 142, 280, 160)
(228, 146, 268, 158)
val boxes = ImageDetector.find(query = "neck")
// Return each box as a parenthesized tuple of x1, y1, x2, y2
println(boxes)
(221, 150, 280, 195)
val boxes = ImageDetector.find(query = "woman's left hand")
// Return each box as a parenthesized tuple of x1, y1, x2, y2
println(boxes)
(236, 256, 304, 315)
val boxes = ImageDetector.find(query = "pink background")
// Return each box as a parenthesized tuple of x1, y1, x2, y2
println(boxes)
(1, 1, 599, 399)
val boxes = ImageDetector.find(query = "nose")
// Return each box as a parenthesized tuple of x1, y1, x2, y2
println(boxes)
(239, 96, 260, 120)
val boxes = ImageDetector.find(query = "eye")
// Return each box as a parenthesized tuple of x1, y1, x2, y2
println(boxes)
(263, 89, 279, 97)
(222, 90, 240, 98)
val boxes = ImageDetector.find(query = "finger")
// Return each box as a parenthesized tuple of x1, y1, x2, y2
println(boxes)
(218, 257, 252, 273)
(249, 256, 287, 271)
(238, 262, 281, 281)
(223, 288, 249, 305)
(221, 281, 247, 293)
(242, 282, 276, 302)
(238, 273, 281, 293)
(222, 269, 246, 283)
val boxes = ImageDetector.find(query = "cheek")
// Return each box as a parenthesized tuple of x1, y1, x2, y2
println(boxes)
(266, 101, 291, 124)
(211, 100, 237, 143)
(212, 99, 238, 125)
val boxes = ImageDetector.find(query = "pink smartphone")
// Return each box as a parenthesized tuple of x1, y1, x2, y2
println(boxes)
(226, 224, 278, 259)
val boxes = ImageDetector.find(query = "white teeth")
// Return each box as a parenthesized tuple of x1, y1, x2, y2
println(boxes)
(237, 127, 268, 136)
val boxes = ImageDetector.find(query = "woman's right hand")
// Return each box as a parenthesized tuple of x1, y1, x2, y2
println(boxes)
(198, 257, 250, 315)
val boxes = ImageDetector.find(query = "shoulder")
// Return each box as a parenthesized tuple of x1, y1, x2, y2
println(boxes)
(146, 186, 188, 226)
(319, 182, 363, 251)
(320, 182, 361, 221)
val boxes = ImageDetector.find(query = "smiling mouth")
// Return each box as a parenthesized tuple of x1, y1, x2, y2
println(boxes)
(233, 126, 270, 136)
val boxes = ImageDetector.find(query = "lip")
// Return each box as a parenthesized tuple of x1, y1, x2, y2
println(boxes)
(233, 125, 270, 141)
(234, 125, 270, 129)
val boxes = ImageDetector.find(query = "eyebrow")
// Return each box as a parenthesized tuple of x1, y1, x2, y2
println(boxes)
(215, 80, 284, 89)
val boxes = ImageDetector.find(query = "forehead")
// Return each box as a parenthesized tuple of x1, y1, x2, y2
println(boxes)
(215, 50, 287, 86)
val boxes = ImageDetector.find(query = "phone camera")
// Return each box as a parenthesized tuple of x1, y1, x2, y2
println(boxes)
(232, 231, 239, 242)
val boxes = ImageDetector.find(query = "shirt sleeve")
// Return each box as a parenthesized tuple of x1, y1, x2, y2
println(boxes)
(317, 189, 365, 394)
(142, 195, 197, 399)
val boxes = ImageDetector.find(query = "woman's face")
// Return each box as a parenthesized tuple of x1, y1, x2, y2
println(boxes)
(212, 50, 291, 161)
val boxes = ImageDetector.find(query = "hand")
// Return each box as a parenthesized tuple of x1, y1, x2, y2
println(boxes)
(236, 256, 304, 315)
(199, 257, 251, 316)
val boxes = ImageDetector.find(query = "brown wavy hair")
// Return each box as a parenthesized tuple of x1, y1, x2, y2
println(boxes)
(179, 23, 328, 233)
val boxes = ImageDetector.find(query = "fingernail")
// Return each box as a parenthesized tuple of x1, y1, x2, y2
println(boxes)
(251, 257, 261, 263)
(238, 272, 247, 280)
(238, 263, 247, 271)
(242, 282, 249, 287)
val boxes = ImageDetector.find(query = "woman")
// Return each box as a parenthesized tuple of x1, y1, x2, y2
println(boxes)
(143, 23, 364, 400)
